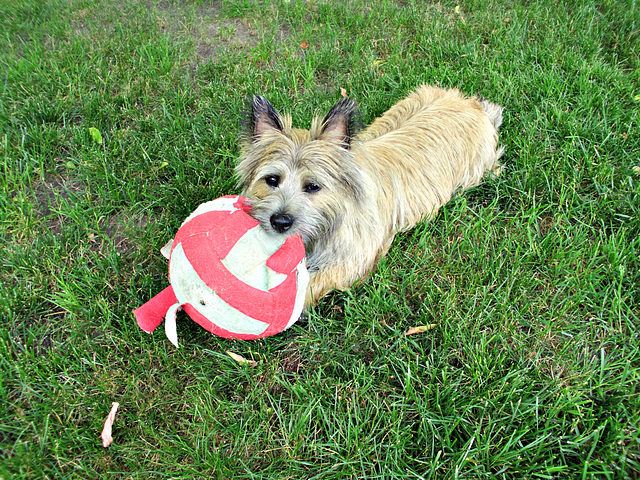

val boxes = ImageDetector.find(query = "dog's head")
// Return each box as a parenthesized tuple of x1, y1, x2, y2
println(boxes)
(236, 96, 365, 244)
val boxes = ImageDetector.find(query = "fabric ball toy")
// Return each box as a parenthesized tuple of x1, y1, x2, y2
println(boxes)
(134, 195, 309, 346)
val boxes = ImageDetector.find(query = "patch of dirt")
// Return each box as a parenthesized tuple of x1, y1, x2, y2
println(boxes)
(148, 0, 258, 64)
(33, 175, 86, 234)
(28, 331, 55, 357)
(72, 7, 92, 36)
(280, 350, 305, 375)
(32, 175, 149, 255)
(10, 306, 66, 358)
(196, 20, 256, 62)
(94, 212, 150, 255)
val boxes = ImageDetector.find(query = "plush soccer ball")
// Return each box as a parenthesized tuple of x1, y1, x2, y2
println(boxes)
(134, 195, 309, 345)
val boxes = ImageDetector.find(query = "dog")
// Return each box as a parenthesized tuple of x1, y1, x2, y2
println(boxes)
(236, 85, 504, 307)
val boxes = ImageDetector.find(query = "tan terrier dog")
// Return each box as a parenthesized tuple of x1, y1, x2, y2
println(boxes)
(236, 85, 504, 307)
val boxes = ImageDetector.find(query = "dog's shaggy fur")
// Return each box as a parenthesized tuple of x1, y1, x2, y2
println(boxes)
(236, 85, 504, 306)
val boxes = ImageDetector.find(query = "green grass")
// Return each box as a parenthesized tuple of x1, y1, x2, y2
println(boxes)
(1, 0, 639, 477)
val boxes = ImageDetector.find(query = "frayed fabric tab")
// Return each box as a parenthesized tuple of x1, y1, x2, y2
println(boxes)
(164, 302, 183, 347)
(134, 286, 178, 333)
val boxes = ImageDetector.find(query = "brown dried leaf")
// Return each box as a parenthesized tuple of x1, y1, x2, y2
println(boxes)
(101, 402, 120, 448)
(405, 324, 437, 336)
(340, 87, 348, 98)
(300, 41, 309, 49)
(227, 351, 258, 367)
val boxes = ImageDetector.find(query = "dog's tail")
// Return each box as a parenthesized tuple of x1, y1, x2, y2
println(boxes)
(480, 99, 504, 130)
(477, 97, 504, 175)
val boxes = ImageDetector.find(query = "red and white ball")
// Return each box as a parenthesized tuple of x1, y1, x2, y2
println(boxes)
(134, 195, 309, 344)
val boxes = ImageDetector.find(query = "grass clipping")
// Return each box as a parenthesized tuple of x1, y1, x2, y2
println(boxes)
(405, 324, 437, 336)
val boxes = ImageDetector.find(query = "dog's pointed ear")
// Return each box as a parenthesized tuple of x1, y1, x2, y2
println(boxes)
(320, 98, 361, 149)
(245, 96, 283, 140)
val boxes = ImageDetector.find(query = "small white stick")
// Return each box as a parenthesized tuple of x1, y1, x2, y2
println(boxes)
(101, 402, 120, 448)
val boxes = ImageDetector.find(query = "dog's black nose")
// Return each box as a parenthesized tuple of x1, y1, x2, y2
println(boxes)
(270, 213, 293, 233)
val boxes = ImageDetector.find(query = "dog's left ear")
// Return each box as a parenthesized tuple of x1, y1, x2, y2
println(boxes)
(320, 99, 361, 149)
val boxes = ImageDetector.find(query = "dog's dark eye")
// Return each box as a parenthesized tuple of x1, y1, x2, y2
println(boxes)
(304, 182, 321, 193)
(264, 175, 280, 187)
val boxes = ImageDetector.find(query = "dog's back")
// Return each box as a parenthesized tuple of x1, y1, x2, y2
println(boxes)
(359, 85, 502, 147)
(353, 85, 503, 228)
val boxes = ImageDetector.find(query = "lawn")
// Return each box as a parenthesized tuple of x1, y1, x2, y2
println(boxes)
(0, 0, 639, 478)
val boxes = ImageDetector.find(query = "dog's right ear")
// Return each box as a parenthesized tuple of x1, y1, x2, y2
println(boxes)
(245, 96, 284, 141)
